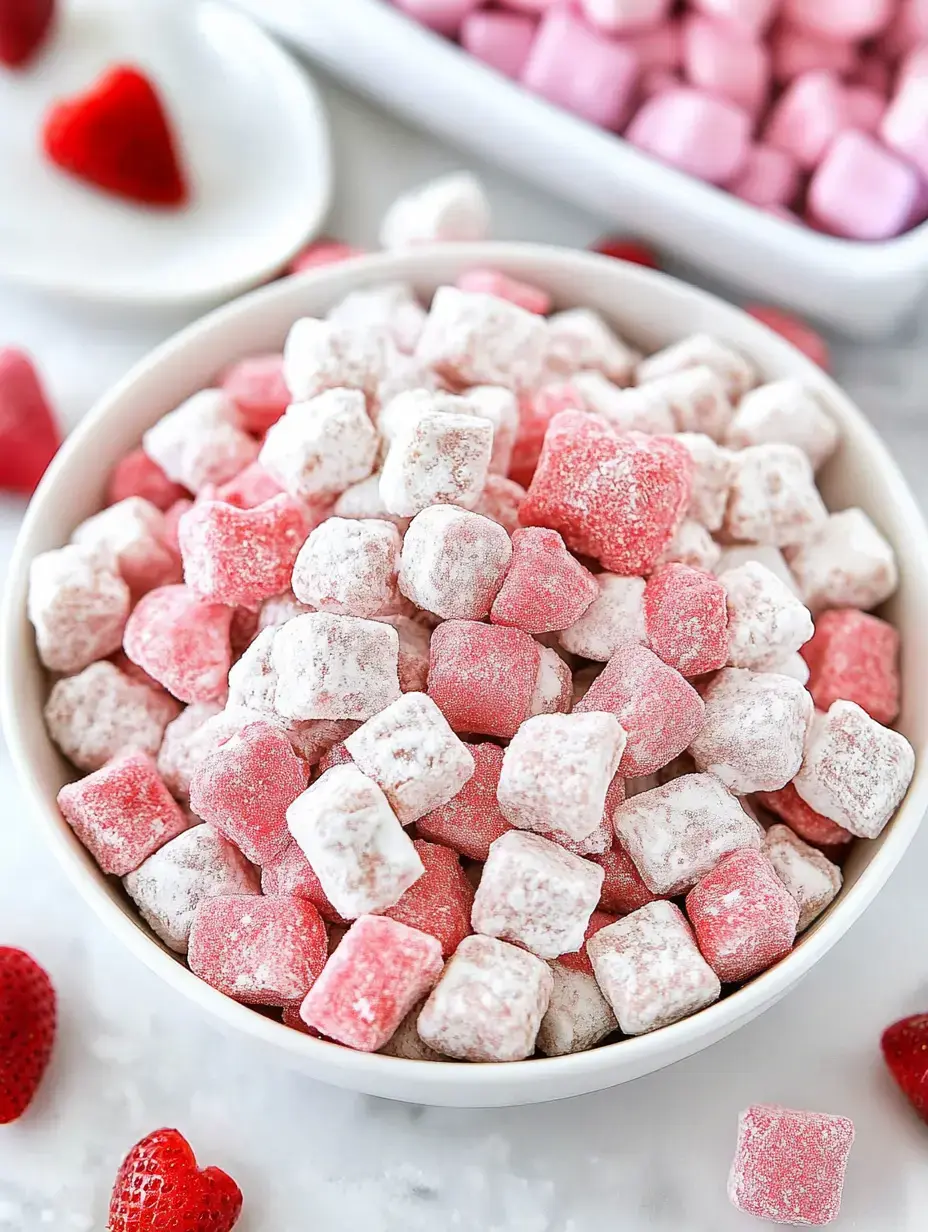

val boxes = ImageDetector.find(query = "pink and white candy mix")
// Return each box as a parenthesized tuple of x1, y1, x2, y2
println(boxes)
(30, 267, 913, 1076)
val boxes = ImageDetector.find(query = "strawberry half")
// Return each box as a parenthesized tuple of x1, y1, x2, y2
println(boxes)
(882, 1014, 928, 1126)
(0, 0, 55, 68)
(42, 64, 189, 207)
(0, 348, 61, 495)
(108, 1128, 243, 1232)
(0, 947, 56, 1124)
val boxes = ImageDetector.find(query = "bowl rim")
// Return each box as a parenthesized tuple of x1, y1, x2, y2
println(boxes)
(4, 241, 928, 1099)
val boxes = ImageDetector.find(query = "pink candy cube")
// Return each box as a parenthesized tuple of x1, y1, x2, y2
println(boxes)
(809, 129, 921, 241)
(558, 573, 646, 661)
(579, 0, 671, 34)
(393, 0, 481, 37)
(764, 70, 847, 172)
(556, 908, 622, 976)
(123, 584, 232, 705)
(692, 0, 777, 34)
(490, 526, 598, 634)
(261, 839, 346, 925)
(213, 462, 285, 510)
(720, 559, 814, 671)
(763, 823, 842, 932)
(219, 353, 290, 435)
(71, 497, 180, 599)
(28, 544, 131, 675)
(259, 388, 378, 503)
(460, 11, 538, 81)
(724, 443, 827, 548)
(592, 840, 664, 914)
(416, 286, 549, 391)
(755, 782, 854, 854)
(142, 390, 259, 496)
(106, 447, 189, 512)
(801, 608, 900, 725)
(783, 0, 893, 41)
(536, 961, 618, 1056)
(416, 742, 514, 860)
(455, 268, 552, 315)
(785, 508, 898, 614)
(643, 563, 729, 677)
(399, 505, 511, 620)
(300, 915, 444, 1051)
(427, 619, 540, 738)
(293, 516, 402, 619)
(626, 87, 751, 185)
(384, 839, 474, 955)
(729, 144, 800, 209)
(682, 14, 771, 116)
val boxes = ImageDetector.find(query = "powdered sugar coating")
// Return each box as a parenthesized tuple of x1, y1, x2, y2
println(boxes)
(490, 527, 598, 634)
(474, 474, 527, 532)
(225, 627, 279, 716)
(417, 934, 553, 1062)
(567, 370, 675, 435)
(106, 447, 188, 512)
(326, 282, 427, 354)
(785, 508, 899, 612)
(293, 517, 401, 618)
(123, 823, 260, 954)
(556, 907, 621, 975)
(802, 608, 900, 724)
(689, 667, 813, 794)
(379, 1001, 445, 1061)
(257, 589, 313, 631)
(416, 742, 514, 861)
(156, 701, 225, 801)
(771, 651, 811, 684)
(57, 751, 191, 876)
(380, 410, 493, 518)
(497, 712, 625, 842)
(384, 839, 474, 955)
(28, 544, 131, 674)
(464, 384, 519, 475)
(333, 473, 411, 532)
(716, 543, 801, 595)
(536, 963, 618, 1057)
(615, 773, 762, 896)
(427, 620, 540, 738)
(345, 692, 475, 825)
(220, 352, 290, 434)
(188, 894, 327, 1007)
(72, 497, 179, 597)
(794, 700, 915, 839)
(213, 461, 285, 510)
(763, 823, 842, 932)
(472, 831, 604, 959)
(456, 269, 552, 316)
(544, 308, 637, 385)
(123, 584, 232, 705)
(379, 172, 490, 249)
(261, 839, 345, 925)
(721, 560, 814, 670)
(724, 443, 828, 547)
(674, 432, 735, 531)
(643, 564, 729, 677)
(528, 646, 573, 717)
(399, 505, 511, 620)
(271, 612, 401, 720)
(558, 574, 647, 661)
(657, 518, 723, 573)
(637, 333, 756, 401)
(636, 365, 734, 440)
(260, 389, 378, 503)
(726, 379, 838, 469)
(588, 900, 721, 1035)
(282, 317, 390, 401)
(142, 389, 259, 494)
(287, 765, 424, 918)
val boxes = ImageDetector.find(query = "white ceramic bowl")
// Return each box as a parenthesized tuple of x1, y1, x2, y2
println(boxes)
(3, 245, 928, 1108)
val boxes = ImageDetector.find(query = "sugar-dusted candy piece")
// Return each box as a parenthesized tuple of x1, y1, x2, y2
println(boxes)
(769, 651, 810, 685)
(225, 627, 280, 716)
(763, 823, 842, 932)
(794, 700, 915, 839)
(384, 840, 474, 955)
(417, 934, 553, 1061)
(520, 412, 692, 574)
(575, 642, 705, 777)
(490, 527, 597, 634)
(72, 497, 179, 598)
(155, 701, 224, 801)
(475, 474, 528, 533)
(379, 1000, 445, 1061)
(377, 614, 431, 693)
(566, 369, 676, 436)
(287, 765, 423, 917)
(728, 1103, 855, 1226)
(784, 0, 891, 39)
(142, 389, 259, 494)
(592, 841, 663, 915)
(755, 782, 853, 853)
(377, 386, 477, 446)
(657, 518, 722, 573)
(558, 573, 646, 661)
(271, 612, 400, 720)
(472, 831, 603, 959)
(379, 171, 490, 248)
(123, 584, 232, 704)
(282, 317, 389, 402)
(536, 962, 617, 1057)
(638, 366, 735, 440)
(257, 589, 313, 631)
(427, 619, 540, 738)
(673, 433, 735, 533)
(529, 645, 573, 717)
(785, 508, 898, 613)
(638, 333, 756, 401)
(690, 667, 813, 794)
(589, 900, 720, 1034)
(161, 498, 193, 555)
(415, 286, 549, 391)
(28, 544, 130, 674)
(802, 608, 900, 725)
(721, 560, 814, 671)
(326, 281, 427, 354)
(178, 495, 310, 610)
(716, 542, 800, 596)
(261, 840, 345, 925)
(332, 473, 410, 534)
(544, 309, 638, 385)
(643, 563, 728, 677)
(724, 443, 828, 547)
(726, 380, 838, 470)
(219, 352, 289, 434)
(416, 742, 513, 860)
(509, 383, 584, 488)
(557, 907, 622, 975)
(124, 823, 260, 954)
(497, 712, 625, 842)
(399, 505, 511, 620)
(213, 462, 284, 510)
(456, 268, 551, 316)
(451, 386, 518, 479)
(57, 751, 190, 876)
(106, 447, 188, 512)
(260, 388, 378, 503)
(345, 692, 475, 825)
(291, 517, 401, 619)
(189, 894, 327, 1006)
(615, 773, 761, 896)
(381, 411, 493, 519)
(45, 660, 180, 772)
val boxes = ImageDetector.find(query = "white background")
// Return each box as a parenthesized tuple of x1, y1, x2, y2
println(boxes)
(1, 67, 928, 1230)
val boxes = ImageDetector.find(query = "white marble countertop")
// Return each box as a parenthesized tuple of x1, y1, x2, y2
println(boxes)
(2, 66, 928, 1232)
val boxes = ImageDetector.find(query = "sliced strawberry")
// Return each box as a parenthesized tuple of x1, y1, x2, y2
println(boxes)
(882, 1014, 928, 1126)
(591, 237, 660, 269)
(0, 947, 56, 1124)
(0, 348, 61, 495)
(0, 0, 54, 68)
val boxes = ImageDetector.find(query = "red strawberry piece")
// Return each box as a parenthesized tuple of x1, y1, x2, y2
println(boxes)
(108, 1128, 243, 1232)
(288, 238, 364, 274)
(0, 0, 54, 68)
(0, 947, 56, 1124)
(745, 304, 831, 371)
(882, 1014, 928, 1126)
(591, 237, 660, 269)
(0, 348, 61, 496)
(42, 65, 188, 208)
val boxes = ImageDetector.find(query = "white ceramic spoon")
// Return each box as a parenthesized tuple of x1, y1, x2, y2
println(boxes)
(0, 0, 332, 304)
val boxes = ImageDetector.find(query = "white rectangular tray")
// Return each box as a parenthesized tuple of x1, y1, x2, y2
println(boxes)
(232, 0, 928, 337)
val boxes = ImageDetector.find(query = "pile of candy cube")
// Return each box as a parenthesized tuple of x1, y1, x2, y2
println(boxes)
(29, 267, 914, 1071)
(391, 0, 928, 241)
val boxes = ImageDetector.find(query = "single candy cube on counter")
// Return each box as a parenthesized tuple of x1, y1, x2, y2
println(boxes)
(259, 389, 378, 503)
(72, 497, 179, 598)
(497, 712, 625, 842)
(261, 840, 346, 925)
(763, 70, 847, 171)
(189, 894, 328, 1007)
(643, 564, 729, 676)
(381, 410, 493, 518)
(557, 907, 621, 975)
(106, 447, 188, 512)
(615, 773, 761, 896)
(219, 353, 290, 434)
(626, 86, 751, 185)
(801, 608, 900, 724)
(399, 505, 511, 619)
(724, 443, 828, 547)
(558, 573, 646, 661)
(456, 268, 551, 316)
(728, 1104, 855, 1226)
(472, 831, 604, 959)
(427, 619, 540, 738)
(592, 841, 663, 915)
(292, 517, 401, 618)
(686, 847, 799, 982)
(536, 963, 618, 1057)
(326, 282, 427, 355)
(345, 692, 475, 824)
(785, 508, 898, 613)
(726, 380, 838, 469)
(142, 389, 258, 494)
(729, 144, 801, 209)
(416, 742, 513, 860)
(575, 642, 705, 777)
(287, 765, 424, 918)
(720, 560, 814, 671)
(301, 915, 444, 1052)
(28, 544, 130, 674)
(689, 667, 813, 794)
(271, 612, 401, 721)
(681, 13, 771, 116)
(794, 700, 915, 839)
(383, 839, 474, 955)
(188, 721, 309, 865)
(57, 751, 190, 876)
(808, 129, 921, 241)
(763, 823, 843, 931)
(122, 584, 232, 704)
(491, 527, 598, 634)
(755, 782, 854, 853)
(282, 317, 389, 402)
(379, 171, 490, 249)
(124, 823, 260, 954)
(44, 660, 180, 772)
(460, 10, 538, 80)
(544, 308, 638, 385)
(417, 934, 553, 1062)
(588, 900, 721, 1035)
(657, 518, 722, 573)
(637, 333, 756, 401)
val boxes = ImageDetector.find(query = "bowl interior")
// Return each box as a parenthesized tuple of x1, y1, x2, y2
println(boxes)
(4, 244, 928, 1106)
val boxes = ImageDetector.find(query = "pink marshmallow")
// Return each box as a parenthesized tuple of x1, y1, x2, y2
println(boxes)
(460, 11, 538, 79)
(729, 144, 801, 207)
(622, 20, 683, 72)
(682, 15, 771, 116)
(578, 0, 672, 36)
(782, 0, 894, 43)
(881, 76, 928, 180)
(843, 85, 887, 134)
(690, 0, 778, 35)
(770, 24, 856, 85)
(393, 0, 481, 37)
(626, 87, 751, 185)
(808, 129, 921, 240)
(764, 70, 848, 171)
